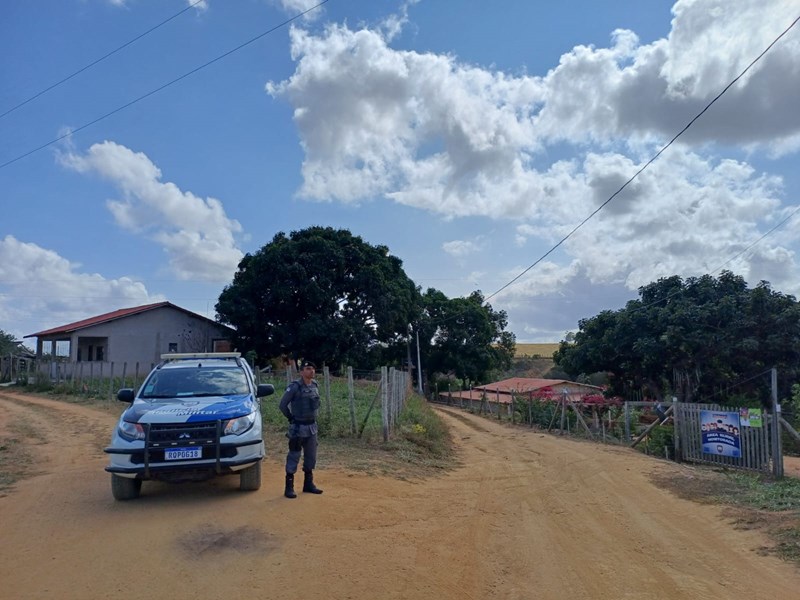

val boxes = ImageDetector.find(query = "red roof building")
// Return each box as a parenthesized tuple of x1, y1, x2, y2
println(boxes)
(25, 302, 234, 367)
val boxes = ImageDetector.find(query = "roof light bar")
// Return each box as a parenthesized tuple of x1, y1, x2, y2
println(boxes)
(160, 352, 240, 360)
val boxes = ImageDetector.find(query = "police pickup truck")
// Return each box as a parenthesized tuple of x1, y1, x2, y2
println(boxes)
(104, 352, 274, 500)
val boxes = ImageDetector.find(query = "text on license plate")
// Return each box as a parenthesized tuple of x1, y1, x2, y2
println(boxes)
(165, 447, 202, 460)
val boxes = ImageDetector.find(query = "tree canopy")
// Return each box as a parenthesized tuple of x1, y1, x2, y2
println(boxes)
(215, 227, 420, 368)
(554, 271, 800, 403)
(417, 289, 515, 388)
(0, 329, 19, 355)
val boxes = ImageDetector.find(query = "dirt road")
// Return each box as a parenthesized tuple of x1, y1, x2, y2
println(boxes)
(1, 391, 799, 600)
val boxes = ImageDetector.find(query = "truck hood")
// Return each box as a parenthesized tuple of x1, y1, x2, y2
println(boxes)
(122, 394, 256, 424)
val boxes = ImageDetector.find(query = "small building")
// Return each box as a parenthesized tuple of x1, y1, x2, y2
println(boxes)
(439, 377, 604, 409)
(25, 302, 235, 370)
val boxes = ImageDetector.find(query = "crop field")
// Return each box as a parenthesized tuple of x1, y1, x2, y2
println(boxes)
(514, 342, 560, 358)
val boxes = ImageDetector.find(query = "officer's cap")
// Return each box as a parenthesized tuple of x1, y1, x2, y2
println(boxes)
(301, 360, 316, 369)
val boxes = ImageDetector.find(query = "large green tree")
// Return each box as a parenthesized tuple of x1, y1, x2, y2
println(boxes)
(0, 329, 19, 355)
(215, 227, 420, 368)
(554, 271, 800, 403)
(418, 289, 515, 388)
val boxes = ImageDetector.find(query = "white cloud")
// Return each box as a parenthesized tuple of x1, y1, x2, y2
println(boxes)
(61, 141, 244, 282)
(442, 239, 482, 258)
(267, 0, 800, 311)
(0, 235, 162, 340)
(275, 0, 326, 21)
(268, 0, 800, 216)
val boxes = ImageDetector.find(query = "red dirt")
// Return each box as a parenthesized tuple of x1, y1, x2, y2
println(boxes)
(2, 391, 799, 599)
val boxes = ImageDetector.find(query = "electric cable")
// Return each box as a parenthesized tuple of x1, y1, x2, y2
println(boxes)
(623, 205, 800, 317)
(484, 13, 800, 303)
(0, 0, 207, 121)
(0, 0, 330, 171)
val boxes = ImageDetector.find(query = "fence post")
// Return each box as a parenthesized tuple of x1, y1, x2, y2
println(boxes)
(624, 402, 631, 442)
(381, 367, 389, 442)
(672, 396, 680, 461)
(108, 362, 115, 402)
(324, 366, 332, 422)
(771, 367, 784, 477)
(347, 367, 356, 436)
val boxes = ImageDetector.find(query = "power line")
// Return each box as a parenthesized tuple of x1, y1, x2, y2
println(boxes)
(485, 13, 800, 303)
(0, 0, 330, 171)
(0, 0, 207, 121)
(621, 205, 800, 317)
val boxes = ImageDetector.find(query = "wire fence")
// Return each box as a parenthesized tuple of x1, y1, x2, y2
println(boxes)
(256, 365, 411, 442)
(14, 358, 414, 442)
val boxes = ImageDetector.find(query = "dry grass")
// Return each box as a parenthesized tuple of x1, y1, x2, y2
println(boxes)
(515, 343, 560, 358)
(651, 465, 800, 564)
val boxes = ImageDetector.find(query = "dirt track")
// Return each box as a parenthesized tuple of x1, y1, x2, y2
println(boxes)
(1, 391, 799, 600)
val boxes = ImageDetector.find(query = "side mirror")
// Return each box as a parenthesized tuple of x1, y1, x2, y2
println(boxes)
(256, 383, 275, 398)
(117, 388, 135, 403)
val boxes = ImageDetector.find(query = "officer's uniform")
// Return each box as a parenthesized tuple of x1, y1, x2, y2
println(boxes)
(279, 371, 323, 497)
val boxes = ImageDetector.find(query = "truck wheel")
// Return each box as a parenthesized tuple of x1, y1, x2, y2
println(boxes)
(239, 461, 262, 491)
(111, 474, 142, 500)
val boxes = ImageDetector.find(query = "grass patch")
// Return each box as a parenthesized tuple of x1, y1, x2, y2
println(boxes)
(260, 376, 457, 479)
(0, 420, 43, 495)
(0, 439, 30, 494)
(652, 467, 800, 564)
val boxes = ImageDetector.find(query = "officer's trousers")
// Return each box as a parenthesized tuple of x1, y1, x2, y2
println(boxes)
(285, 433, 317, 474)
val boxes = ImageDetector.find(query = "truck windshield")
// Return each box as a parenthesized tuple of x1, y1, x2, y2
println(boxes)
(140, 367, 249, 399)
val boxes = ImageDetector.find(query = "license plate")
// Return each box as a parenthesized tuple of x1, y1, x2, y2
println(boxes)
(165, 447, 202, 460)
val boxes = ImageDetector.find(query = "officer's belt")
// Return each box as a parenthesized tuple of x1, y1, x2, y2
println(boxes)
(294, 419, 316, 425)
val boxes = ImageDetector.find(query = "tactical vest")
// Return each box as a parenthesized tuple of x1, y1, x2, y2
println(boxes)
(290, 379, 320, 423)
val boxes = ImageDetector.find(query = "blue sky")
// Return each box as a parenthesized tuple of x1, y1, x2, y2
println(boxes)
(1, 0, 799, 346)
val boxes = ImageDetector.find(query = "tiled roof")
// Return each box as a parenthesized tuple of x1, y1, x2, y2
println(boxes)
(473, 377, 601, 394)
(25, 302, 229, 338)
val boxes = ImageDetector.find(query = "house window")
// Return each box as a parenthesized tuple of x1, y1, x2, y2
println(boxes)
(96, 346, 104, 362)
(168, 343, 178, 353)
(88, 345, 93, 362)
(77, 348, 82, 362)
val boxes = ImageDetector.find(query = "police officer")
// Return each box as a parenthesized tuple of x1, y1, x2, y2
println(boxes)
(279, 360, 323, 498)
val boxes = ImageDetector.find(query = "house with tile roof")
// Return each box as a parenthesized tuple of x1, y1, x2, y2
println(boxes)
(25, 302, 235, 369)
(439, 377, 603, 408)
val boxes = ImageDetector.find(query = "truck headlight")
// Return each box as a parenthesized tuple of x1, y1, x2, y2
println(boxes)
(118, 421, 145, 441)
(223, 412, 256, 436)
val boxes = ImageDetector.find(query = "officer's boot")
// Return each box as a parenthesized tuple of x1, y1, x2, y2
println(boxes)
(302, 469, 323, 494)
(284, 473, 297, 499)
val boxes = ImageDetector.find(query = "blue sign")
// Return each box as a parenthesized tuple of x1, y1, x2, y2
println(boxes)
(701, 411, 741, 458)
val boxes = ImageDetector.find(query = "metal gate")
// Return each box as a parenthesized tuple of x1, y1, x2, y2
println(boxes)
(675, 402, 783, 476)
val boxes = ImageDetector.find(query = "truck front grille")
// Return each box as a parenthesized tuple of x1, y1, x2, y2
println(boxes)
(147, 421, 218, 447)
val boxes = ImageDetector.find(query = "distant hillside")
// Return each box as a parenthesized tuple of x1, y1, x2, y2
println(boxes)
(514, 343, 560, 358)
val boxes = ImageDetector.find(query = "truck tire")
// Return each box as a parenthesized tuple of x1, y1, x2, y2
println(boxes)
(111, 474, 142, 500)
(239, 461, 261, 491)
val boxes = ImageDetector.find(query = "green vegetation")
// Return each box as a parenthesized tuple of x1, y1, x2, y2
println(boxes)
(417, 288, 515, 389)
(216, 227, 516, 386)
(24, 375, 145, 403)
(721, 472, 800, 562)
(726, 472, 800, 511)
(555, 271, 800, 404)
(216, 227, 419, 369)
(259, 374, 449, 455)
